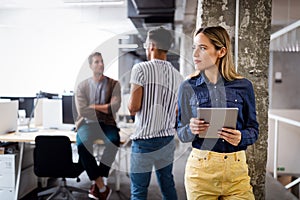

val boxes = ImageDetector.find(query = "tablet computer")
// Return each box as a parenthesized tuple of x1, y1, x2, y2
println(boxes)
(196, 107, 238, 138)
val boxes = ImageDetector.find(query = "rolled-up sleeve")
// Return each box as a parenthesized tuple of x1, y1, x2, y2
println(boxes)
(130, 64, 144, 86)
(109, 81, 121, 114)
(76, 81, 97, 120)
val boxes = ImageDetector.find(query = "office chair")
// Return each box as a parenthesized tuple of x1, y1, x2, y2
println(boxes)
(34, 135, 88, 200)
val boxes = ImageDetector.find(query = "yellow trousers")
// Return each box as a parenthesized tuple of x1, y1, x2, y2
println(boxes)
(185, 148, 255, 200)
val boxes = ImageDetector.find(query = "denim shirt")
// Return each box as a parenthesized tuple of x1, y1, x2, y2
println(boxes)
(177, 73, 259, 153)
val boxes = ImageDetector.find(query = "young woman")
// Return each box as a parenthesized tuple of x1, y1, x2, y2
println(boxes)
(177, 26, 259, 199)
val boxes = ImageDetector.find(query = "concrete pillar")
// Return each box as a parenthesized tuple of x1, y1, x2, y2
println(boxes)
(197, 0, 271, 199)
(179, 26, 195, 78)
(178, 0, 198, 78)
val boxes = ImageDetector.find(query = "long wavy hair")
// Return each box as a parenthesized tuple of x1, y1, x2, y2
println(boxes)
(194, 26, 243, 81)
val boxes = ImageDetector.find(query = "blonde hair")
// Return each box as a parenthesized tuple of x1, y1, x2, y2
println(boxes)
(194, 26, 242, 81)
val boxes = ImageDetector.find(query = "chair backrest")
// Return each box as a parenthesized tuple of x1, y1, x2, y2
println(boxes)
(34, 135, 76, 178)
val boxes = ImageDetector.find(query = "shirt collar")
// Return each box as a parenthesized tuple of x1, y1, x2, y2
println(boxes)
(195, 72, 225, 86)
(195, 73, 205, 86)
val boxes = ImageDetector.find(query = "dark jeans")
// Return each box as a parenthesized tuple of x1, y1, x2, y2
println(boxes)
(76, 122, 120, 180)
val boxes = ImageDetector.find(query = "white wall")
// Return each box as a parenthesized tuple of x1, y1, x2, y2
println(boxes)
(270, 52, 300, 109)
(0, 1, 135, 96)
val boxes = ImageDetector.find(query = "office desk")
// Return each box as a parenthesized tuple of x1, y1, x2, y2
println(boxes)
(0, 128, 76, 143)
(0, 126, 133, 200)
(0, 128, 77, 200)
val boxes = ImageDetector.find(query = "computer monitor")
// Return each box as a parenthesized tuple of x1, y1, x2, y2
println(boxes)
(62, 95, 77, 125)
(0, 96, 35, 118)
(0, 100, 18, 134)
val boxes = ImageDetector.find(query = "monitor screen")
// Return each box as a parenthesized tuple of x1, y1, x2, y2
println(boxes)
(0, 96, 35, 118)
(62, 95, 77, 124)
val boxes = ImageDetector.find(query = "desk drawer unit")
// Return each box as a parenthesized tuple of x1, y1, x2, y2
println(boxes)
(0, 154, 16, 200)
(0, 188, 14, 200)
(0, 154, 16, 186)
(0, 172, 15, 188)
(0, 154, 16, 174)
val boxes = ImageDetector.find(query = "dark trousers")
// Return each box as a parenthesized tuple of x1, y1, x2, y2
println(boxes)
(76, 122, 120, 180)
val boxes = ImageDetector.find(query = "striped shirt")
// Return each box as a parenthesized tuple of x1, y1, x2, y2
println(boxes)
(130, 59, 183, 140)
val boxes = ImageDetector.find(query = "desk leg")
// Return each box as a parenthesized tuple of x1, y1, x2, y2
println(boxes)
(15, 142, 24, 200)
